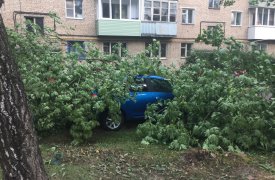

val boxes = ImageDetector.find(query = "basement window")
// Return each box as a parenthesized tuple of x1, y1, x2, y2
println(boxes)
(103, 42, 127, 57)
(67, 41, 86, 60)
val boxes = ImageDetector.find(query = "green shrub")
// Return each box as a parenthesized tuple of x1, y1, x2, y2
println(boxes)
(8, 25, 170, 144)
(137, 26, 275, 151)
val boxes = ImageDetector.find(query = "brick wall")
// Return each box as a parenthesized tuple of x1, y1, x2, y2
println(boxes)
(1, 0, 274, 66)
(1, 0, 97, 36)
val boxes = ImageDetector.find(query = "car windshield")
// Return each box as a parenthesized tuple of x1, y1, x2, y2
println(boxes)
(145, 78, 172, 92)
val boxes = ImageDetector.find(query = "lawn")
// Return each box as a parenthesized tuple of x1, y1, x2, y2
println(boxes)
(1, 124, 275, 179)
(41, 124, 275, 179)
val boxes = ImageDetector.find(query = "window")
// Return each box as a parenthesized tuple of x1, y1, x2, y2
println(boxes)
(207, 25, 217, 32)
(160, 43, 166, 58)
(103, 42, 127, 57)
(144, 0, 177, 22)
(67, 41, 86, 60)
(169, 2, 177, 22)
(66, 0, 83, 18)
(181, 43, 192, 58)
(101, 0, 139, 20)
(131, 78, 172, 92)
(145, 42, 167, 58)
(231, 11, 242, 26)
(161, 2, 168, 22)
(25, 16, 44, 34)
(256, 43, 267, 51)
(182, 9, 194, 24)
(111, 0, 120, 19)
(250, 8, 275, 26)
(257, 8, 268, 25)
(145, 78, 172, 92)
(209, 0, 220, 9)
(269, 9, 275, 26)
(153, 1, 161, 21)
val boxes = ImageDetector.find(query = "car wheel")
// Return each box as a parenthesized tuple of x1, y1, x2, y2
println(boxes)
(100, 110, 124, 131)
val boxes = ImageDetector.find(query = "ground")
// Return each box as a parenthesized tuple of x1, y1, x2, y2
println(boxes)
(1, 124, 275, 179)
(41, 124, 274, 180)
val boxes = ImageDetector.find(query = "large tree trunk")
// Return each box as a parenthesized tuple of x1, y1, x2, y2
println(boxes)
(0, 1, 48, 179)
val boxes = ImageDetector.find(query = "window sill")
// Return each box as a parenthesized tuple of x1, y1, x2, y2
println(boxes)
(231, 25, 242, 27)
(208, 7, 220, 10)
(160, 57, 167, 60)
(98, 18, 140, 21)
(182, 23, 195, 25)
(142, 20, 177, 23)
(66, 17, 84, 20)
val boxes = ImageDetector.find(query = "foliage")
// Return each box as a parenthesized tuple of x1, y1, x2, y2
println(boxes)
(8, 24, 170, 144)
(8, 20, 275, 151)
(196, 24, 225, 49)
(137, 27, 275, 151)
(249, 0, 275, 6)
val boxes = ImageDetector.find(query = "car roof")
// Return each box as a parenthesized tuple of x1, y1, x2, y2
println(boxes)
(135, 75, 166, 80)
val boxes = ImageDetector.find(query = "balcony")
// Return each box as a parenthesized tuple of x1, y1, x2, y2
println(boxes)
(248, 26, 275, 40)
(96, 19, 141, 36)
(97, 0, 178, 37)
(141, 21, 177, 37)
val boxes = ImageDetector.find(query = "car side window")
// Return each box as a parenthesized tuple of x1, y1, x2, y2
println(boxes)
(145, 79, 172, 92)
(130, 78, 148, 92)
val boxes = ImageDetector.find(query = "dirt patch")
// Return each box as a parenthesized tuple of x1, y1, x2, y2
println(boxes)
(177, 149, 273, 179)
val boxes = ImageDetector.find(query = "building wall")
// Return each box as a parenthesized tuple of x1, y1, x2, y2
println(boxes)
(1, 0, 97, 36)
(177, 0, 250, 40)
(1, 0, 274, 67)
(267, 43, 275, 55)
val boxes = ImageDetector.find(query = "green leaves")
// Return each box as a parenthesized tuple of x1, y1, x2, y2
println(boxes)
(8, 20, 275, 151)
(137, 35, 275, 152)
(9, 25, 174, 144)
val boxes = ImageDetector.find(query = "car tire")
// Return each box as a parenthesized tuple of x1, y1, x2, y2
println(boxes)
(100, 110, 124, 131)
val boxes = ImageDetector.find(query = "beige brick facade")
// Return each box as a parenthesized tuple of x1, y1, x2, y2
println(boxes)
(1, 0, 274, 66)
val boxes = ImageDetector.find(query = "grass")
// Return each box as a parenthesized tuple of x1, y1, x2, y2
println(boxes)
(1, 124, 275, 179)
(42, 125, 183, 179)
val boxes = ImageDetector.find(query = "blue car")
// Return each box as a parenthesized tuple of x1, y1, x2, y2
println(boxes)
(98, 75, 174, 130)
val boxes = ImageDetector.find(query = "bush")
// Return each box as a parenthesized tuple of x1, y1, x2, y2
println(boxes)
(137, 27, 275, 151)
(9, 23, 275, 150)
(8, 25, 170, 144)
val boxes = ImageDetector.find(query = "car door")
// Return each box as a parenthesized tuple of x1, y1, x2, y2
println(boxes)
(122, 77, 173, 120)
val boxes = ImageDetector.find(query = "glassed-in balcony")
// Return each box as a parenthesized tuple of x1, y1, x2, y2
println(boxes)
(141, 0, 177, 37)
(248, 7, 275, 40)
(141, 21, 177, 37)
(96, 0, 178, 37)
(97, 0, 141, 36)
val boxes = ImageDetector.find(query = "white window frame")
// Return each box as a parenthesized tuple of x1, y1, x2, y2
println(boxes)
(145, 42, 167, 58)
(67, 41, 86, 60)
(257, 8, 275, 26)
(208, 0, 220, 9)
(182, 8, 194, 24)
(181, 43, 192, 58)
(159, 43, 167, 59)
(25, 16, 44, 33)
(99, 0, 140, 20)
(257, 43, 267, 51)
(144, 0, 177, 22)
(250, 8, 275, 26)
(103, 42, 127, 57)
(231, 11, 242, 26)
(66, 0, 84, 19)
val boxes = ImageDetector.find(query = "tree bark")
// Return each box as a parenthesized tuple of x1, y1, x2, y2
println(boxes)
(0, 2, 48, 179)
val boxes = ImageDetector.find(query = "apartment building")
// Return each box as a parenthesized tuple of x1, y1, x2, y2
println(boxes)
(1, 0, 275, 66)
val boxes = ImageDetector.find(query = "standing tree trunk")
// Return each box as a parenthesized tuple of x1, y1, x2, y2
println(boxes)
(0, 1, 48, 179)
